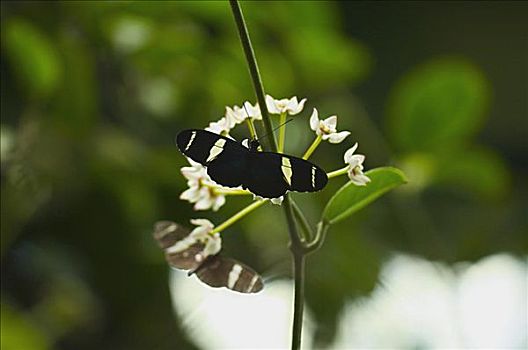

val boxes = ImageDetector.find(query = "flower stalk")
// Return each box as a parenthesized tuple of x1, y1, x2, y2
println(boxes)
(246, 118, 258, 140)
(327, 166, 349, 178)
(210, 187, 252, 196)
(210, 199, 267, 235)
(278, 112, 287, 152)
(302, 135, 322, 160)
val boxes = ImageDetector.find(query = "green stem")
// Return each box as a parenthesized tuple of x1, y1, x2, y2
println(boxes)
(278, 112, 287, 152)
(230, 3, 306, 349)
(327, 165, 349, 179)
(210, 199, 267, 235)
(291, 253, 305, 350)
(304, 221, 329, 253)
(229, 0, 276, 153)
(302, 135, 322, 160)
(211, 187, 252, 196)
(291, 200, 313, 242)
(246, 118, 258, 140)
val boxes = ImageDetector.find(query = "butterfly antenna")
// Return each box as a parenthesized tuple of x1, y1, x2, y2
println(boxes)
(254, 118, 293, 143)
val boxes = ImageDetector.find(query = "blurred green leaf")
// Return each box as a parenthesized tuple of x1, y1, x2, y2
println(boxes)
(323, 167, 407, 225)
(386, 57, 490, 153)
(2, 19, 61, 97)
(1, 303, 51, 350)
(434, 147, 511, 200)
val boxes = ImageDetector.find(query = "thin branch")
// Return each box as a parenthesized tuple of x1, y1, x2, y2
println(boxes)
(291, 200, 313, 242)
(304, 221, 329, 254)
(229, 0, 276, 153)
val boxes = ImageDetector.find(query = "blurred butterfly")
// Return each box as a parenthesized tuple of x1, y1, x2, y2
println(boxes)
(153, 221, 263, 294)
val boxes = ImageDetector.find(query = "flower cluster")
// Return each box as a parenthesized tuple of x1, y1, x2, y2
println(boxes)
(180, 159, 226, 211)
(181, 95, 371, 211)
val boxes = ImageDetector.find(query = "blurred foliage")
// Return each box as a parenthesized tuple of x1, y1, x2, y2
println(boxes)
(1, 1, 526, 349)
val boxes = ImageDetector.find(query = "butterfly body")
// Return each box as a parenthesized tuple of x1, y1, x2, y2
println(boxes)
(176, 129, 328, 198)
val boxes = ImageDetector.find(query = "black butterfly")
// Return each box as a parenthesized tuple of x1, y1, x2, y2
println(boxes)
(153, 221, 264, 294)
(176, 129, 328, 198)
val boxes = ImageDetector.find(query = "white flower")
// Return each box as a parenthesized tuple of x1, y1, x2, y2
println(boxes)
(270, 196, 284, 205)
(205, 117, 231, 135)
(225, 105, 247, 128)
(189, 218, 222, 259)
(252, 194, 284, 205)
(265, 95, 307, 115)
(344, 143, 370, 186)
(309, 108, 350, 144)
(243, 101, 262, 120)
(180, 159, 226, 211)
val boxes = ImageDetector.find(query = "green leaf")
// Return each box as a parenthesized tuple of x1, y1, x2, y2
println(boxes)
(386, 57, 490, 153)
(323, 167, 407, 225)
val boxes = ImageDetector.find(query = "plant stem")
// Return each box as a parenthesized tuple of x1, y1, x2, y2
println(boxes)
(210, 199, 267, 235)
(229, 2, 307, 349)
(246, 118, 258, 140)
(304, 221, 329, 253)
(302, 135, 322, 160)
(229, 0, 276, 152)
(278, 112, 287, 152)
(291, 200, 313, 242)
(327, 165, 349, 178)
(291, 253, 305, 350)
(211, 187, 252, 196)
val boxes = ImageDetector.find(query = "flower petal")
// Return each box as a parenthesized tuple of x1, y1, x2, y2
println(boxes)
(206, 117, 230, 134)
(190, 219, 214, 237)
(328, 130, 351, 144)
(348, 171, 371, 186)
(285, 96, 300, 114)
(212, 195, 226, 211)
(289, 98, 307, 115)
(180, 187, 200, 202)
(193, 188, 212, 211)
(309, 108, 319, 131)
(322, 115, 337, 131)
(348, 154, 365, 168)
(270, 196, 284, 205)
(343, 143, 359, 163)
(266, 95, 281, 114)
(203, 233, 222, 257)
(244, 101, 261, 120)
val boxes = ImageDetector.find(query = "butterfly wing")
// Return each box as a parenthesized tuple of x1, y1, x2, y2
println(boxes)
(284, 154, 328, 192)
(152, 221, 205, 271)
(176, 129, 248, 188)
(195, 256, 264, 293)
(244, 152, 328, 198)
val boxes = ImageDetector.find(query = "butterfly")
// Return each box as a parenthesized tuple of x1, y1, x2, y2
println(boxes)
(153, 221, 263, 293)
(176, 129, 328, 198)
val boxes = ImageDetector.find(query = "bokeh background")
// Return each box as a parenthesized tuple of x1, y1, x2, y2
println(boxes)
(1, 1, 527, 349)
